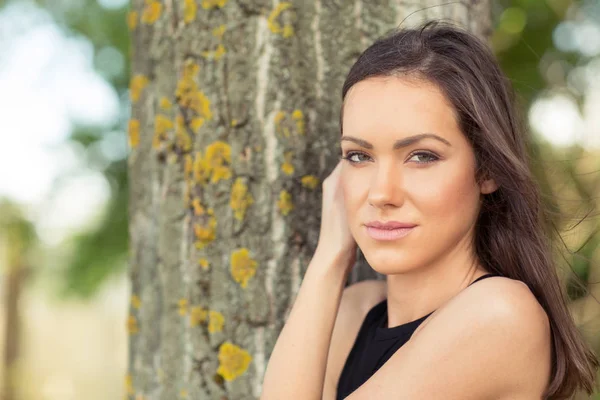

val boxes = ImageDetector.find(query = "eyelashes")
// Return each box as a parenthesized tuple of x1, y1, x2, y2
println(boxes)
(341, 150, 440, 165)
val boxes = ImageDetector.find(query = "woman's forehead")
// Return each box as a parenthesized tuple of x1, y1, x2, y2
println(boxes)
(342, 77, 461, 140)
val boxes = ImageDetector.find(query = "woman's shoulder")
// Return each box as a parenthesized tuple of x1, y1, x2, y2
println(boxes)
(410, 276, 552, 397)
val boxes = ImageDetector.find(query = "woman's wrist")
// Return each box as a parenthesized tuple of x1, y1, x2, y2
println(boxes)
(310, 246, 356, 280)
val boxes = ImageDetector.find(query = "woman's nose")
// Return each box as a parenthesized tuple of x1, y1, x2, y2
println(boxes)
(367, 163, 404, 209)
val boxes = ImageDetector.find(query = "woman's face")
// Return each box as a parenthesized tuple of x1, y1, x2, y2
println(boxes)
(340, 76, 496, 274)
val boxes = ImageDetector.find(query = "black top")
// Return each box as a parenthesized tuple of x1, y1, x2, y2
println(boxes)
(336, 273, 501, 399)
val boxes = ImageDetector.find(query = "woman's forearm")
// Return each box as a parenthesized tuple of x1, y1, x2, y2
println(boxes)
(261, 250, 352, 399)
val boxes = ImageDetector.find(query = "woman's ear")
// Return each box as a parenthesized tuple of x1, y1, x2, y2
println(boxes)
(480, 178, 498, 195)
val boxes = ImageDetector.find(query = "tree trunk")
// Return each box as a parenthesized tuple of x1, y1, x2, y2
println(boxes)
(127, 1, 491, 399)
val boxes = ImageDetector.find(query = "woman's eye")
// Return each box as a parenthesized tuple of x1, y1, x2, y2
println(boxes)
(342, 152, 370, 164)
(408, 151, 439, 164)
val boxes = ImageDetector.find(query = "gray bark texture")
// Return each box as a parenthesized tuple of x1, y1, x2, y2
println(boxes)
(127, 1, 491, 399)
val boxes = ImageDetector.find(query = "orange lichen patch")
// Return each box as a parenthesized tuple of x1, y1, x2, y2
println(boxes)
(205, 141, 232, 183)
(194, 213, 217, 249)
(130, 294, 141, 310)
(202, 44, 226, 61)
(128, 315, 139, 335)
(208, 310, 225, 333)
(127, 11, 138, 30)
(277, 190, 293, 216)
(190, 306, 208, 327)
(212, 25, 226, 38)
(141, 0, 162, 24)
(178, 298, 189, 316)
(267, 2, 294, 38)
(292, 109, 305, 135)
(183, 0, 197, 23)
(230, 248, 258, 288)
(198, 258, 210, 270)
(230, 178, 254, 221)
(281, 151, 294, 176)
(128, 119, 140, 148)
(301, 175, 320, 190)
(201, 0, 228, 9)
(130, 75, 149, 103)
(216, 342, 252, 382)
(159, 96, 172, 110)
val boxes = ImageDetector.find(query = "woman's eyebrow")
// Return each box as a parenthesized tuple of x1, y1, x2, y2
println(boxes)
(340, 133, 452, 149)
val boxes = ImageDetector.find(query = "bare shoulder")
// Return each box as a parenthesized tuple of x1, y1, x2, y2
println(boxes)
(322, 279, 387, 399)
(411, 276, 552, 398)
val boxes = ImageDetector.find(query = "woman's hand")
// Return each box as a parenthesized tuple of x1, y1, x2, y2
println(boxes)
(314, 160, 357, 272)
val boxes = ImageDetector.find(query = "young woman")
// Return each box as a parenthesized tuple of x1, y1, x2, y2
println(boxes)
(261, 21, 599, 400)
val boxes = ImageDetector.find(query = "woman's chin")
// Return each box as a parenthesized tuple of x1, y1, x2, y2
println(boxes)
(362, 250, 415, 275)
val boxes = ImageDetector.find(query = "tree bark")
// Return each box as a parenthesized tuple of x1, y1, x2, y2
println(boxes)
(127, 1, 491, 399)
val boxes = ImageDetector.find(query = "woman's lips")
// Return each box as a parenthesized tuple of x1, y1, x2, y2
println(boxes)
(365, 226, 415, 241)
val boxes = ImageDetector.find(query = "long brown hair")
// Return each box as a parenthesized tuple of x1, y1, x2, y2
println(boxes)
(340, 20, 599, 399)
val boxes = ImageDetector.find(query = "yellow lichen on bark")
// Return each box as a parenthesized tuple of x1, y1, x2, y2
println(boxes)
(193, 151, 211, 185)
(230, 248, 258, 288)
(159, 96, 172, 110)
(301, 175, 320, 190)
(128, 119, 140, 149)
(191, 198, 205, 216)
(127, 315, 139, 335)
(216, 342, 252, 381)
(153, 114, 174, 149)
(125, 374, 134, 395)
(230, 178, 254, 221)
(130, 294, 141, 310)
(292, 109, 305, 135)
(198, 258, 210, 270)
(127, 11, 138, 30)
(175, 114, 193, 152)
(201, 0, 228, 9)
(194, 211, 217, 249)
(268, 2, 294, 38)
(180, 389, 189, 398)
(205, 141, 232, 183)
(141, 0, 162, 24)
(175, 61, 213, 120)
(130, 75, 149, 103)
(201, 44, 226, 61)
(281, 151, 294, 175)
(178, 298, 189, 316)
(183, 0, 197, 23)
(208, 310, 225, 333)
(190, 306, 207, 327)
(277, 190, 294, 216)
(212, 25, 226, 38)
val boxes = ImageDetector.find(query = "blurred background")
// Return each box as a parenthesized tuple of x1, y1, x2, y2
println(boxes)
(0, 0, 598, 398)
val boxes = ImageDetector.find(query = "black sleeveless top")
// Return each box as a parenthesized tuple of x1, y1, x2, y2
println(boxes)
(336, 273, 501, 399)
